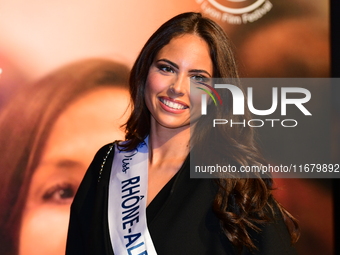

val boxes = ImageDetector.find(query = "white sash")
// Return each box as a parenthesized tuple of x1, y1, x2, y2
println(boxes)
(108, 137, 158, 255)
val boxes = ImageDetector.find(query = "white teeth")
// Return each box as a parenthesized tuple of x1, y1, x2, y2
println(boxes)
(160, 98, 187, 110)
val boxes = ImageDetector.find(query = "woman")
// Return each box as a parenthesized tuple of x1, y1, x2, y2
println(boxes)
(0, 58, 130, 255)
(66, 13, 299, 254)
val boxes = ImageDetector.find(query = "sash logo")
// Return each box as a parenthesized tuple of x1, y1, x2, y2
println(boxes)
(196, 0, 272, 24)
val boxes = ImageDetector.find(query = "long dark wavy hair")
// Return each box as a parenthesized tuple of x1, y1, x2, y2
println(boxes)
(122, 12, 299, 251)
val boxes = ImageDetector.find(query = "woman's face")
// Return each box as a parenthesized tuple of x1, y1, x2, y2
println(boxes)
(144, 34, 213, 131)
(19, 86, 130, 255)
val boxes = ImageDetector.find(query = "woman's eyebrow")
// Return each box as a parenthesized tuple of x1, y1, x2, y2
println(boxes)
(156, 58, 178, 69)
(55, 159, 84, 169)
(156, 58, 212, 77)
(189, 69, 212, 77)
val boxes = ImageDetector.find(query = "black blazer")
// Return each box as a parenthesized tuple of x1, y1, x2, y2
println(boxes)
(66, 144, 297, 255)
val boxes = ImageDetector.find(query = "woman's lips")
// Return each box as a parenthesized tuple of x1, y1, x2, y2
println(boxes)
(158, 97, 189, 113)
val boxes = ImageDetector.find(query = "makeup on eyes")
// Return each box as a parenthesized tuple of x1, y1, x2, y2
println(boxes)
(156, 58, 212, 78)
(42, 182, 76, 204)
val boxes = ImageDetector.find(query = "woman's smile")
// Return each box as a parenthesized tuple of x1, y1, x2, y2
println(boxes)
(144, 33, 213, 130)
(159, 96, 189, 113)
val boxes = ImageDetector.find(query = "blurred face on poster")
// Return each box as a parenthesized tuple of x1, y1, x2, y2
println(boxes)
(19, 87, 130, 255)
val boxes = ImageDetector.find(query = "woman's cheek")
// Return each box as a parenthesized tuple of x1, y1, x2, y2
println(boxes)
(19, 181, 77, 255)
(19, 205, 70, 255)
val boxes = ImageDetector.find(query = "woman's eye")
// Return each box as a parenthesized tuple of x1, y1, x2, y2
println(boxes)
(42, 183, 76, 204)
(191, 75, 208, 83)
(158, 65, 174, 73)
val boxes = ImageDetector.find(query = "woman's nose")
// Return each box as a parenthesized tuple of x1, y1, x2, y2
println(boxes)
(169, 75, 188, 96)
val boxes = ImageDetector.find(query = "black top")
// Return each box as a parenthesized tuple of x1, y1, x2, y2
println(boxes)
(66, 143, 297, 255)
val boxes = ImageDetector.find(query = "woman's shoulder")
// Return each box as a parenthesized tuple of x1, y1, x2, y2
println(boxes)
(93, 142, 116, 162)
(90, 139, 139, 179)
(70, 142, 118, 209)
(88, 141, 125, 181)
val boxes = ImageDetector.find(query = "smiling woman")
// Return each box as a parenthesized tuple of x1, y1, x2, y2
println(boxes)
(66, 13, 299, 255)
(0, 59, 130, 255)
(144, 34, 212, 131)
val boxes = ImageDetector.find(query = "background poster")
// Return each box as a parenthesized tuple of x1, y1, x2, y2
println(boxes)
(0, 1, 335, 255)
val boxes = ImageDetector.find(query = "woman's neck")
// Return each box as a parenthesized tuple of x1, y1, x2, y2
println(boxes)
(145, 121, 191, 206)
(148, 123, 190, 166)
